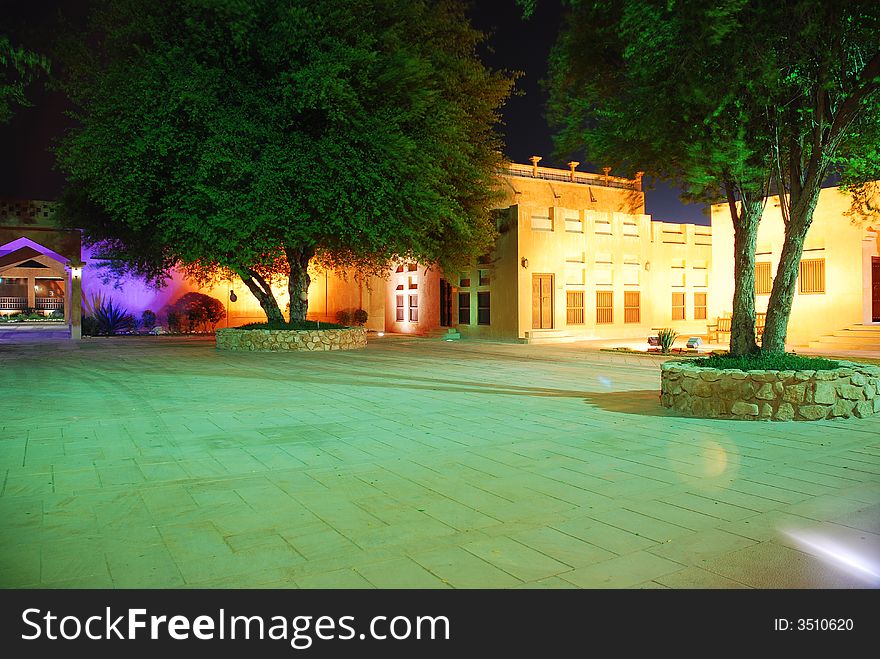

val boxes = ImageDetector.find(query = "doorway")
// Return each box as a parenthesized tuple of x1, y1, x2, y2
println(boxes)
(439, 278, 453, 327)
(532, 274, 553, 329)
(873, 257, 879, 322)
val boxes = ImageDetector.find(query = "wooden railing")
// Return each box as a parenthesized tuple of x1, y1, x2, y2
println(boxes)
(0, 296, 26, 310)
(35, 297, 63, 310)
(503, 165, 641, 190)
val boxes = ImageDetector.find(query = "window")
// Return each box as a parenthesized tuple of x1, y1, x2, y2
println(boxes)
(408, 294, 419, 322)
(565, 268, 585, 285)
(623, 221, 639, 237)
(459, 273, 471, 288)
(408, 276, 417, 290)
(594, 218, 612, 235)
(596, 291, 613, 324)
(531, 212, 552, 231)
(407, 263, 418, 272)
(395, 264, 404, 273)
(395, 294, 404, 321)
(566, 291, 585, 325)
(672, 292, 685, 320)
(565, 210, 583, 233)
(477, 291, 490, 325)
(799, 258, 825, 294)
(694, 292, 707, 320)
(458, 292, 470, 324)
(624, 291, 640, 323)
(756, 262, 772, 295)
(479, 270, 490, 286)
(671, 259, 686, 287)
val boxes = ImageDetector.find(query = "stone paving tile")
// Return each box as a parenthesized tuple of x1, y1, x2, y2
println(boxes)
(1, 336, 878, 589)
(560, 551, 685, 588)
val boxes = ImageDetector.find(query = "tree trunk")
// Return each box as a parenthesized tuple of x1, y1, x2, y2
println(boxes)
(762, 188, 823, 353)
(728, 198, 763, 356)
(286, 246, 315, 323)
(236, 268, 284, 324)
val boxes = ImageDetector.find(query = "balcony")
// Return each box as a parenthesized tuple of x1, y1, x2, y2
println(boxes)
(0, 296, 26, 310)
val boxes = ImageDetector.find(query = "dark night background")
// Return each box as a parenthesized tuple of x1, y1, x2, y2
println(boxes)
(0, 0, 709, 224)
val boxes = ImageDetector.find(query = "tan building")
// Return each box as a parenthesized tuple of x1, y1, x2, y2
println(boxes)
(709, 185, 880, 348)
(356, 160, 714, 343)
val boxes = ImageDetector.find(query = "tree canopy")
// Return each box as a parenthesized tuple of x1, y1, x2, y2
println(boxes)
(0, 35, 50, 123)
(544, 0, 880, 354)
(56, 0, 514, 321)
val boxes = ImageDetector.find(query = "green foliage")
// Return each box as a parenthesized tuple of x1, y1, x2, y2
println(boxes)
(656, 328, 678, 354)
(335, 309, 352, 326)
(692, 353, 840, 371)
(93, 298, 129, 335)
(0, 35, 50, 122)
(236, 320, 347, 330)
(81, 315, 99, 336)
(171, 292, 226, 332)
(547, 0, 880, 355)
(54, 0, 514, 321)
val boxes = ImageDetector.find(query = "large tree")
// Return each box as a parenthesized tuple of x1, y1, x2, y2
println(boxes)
(55, 0, 513, 322)
(543, 0, 879, 355)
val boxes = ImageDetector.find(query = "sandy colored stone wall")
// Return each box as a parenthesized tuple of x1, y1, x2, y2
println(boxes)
(660, 360, 880, 421)
(215, 327, 367, 352)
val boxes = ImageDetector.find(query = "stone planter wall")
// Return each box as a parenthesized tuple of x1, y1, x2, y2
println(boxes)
(660, 360, 880, 421)
(216, 327, 367, 352)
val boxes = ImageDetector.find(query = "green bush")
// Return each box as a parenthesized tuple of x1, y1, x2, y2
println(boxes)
(166, 309, 183, 333)
(657, 328, 678, 353)
(141, 309, 157, 330)
(237, 320, 347, 330)
(352, 308, 368, 326)
(171, 292, 226, 332)
(692, 352, 840, 371)
(81, 315, 99, 336)
(336, 309, 352, 326)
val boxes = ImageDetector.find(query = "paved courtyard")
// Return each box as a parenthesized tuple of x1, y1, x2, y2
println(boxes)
(1, 335, 878, 588)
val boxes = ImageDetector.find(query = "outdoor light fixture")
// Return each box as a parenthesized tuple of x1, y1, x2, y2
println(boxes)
(644, 261, 651, 271)
(377, 332, 385, 337)
(521, 257, 529, 269)
(229, 291, 237, 302)
(68, 260, 84, 279)
(299, 290, 308, 302)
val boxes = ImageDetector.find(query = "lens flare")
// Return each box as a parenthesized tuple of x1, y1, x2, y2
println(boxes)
(784, 528, 880, 585)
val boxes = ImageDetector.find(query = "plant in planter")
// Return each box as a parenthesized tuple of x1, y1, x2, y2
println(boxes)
(336, 309, 352, 326)
(657, 328, 678, 354)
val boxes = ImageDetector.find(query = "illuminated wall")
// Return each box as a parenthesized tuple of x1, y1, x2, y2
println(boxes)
(709, 186, 879, 346)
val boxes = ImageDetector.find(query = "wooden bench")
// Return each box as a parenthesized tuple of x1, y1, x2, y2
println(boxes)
(707, 312, 766, 343)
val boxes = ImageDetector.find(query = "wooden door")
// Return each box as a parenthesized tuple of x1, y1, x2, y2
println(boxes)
(439, 279, 452, 327)
(532, 274, 553, 329)
(873, 257, 880, 322)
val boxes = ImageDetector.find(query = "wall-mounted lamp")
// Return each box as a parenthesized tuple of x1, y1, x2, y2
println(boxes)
(229, 291, 237, 302)
(68, 259, 84, 280)
(521, 257, 529, 269)
(299, 290, 309, 302)
(644, 261, 651, 271)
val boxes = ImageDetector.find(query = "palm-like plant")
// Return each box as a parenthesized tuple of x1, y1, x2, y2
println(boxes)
(657, 328, 678, 354)
(93, 298, 129, 335)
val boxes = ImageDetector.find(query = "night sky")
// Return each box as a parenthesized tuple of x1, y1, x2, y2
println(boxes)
(0, 0, 709, 224)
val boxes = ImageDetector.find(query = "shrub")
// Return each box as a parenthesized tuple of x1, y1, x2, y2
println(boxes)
(171, 292, 226, 332)
(166, 309, 183, 333)
(123, 314, 142, 334)
(657, 328, 678, 353)
(93, 299, 129, 335)
(692, 353, 840, 371)
(81, 315, 99, 336)
(237, 320, 347, 330)
(141, 309, 157, 330)
(49, 309, 64, 320)
(336, 309, 352, 326)
(352, 308, 368, 326)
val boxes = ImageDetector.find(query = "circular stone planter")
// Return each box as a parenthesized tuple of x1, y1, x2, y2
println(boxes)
(660, 360, 880, 421)
(215, 327, 367, 352)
